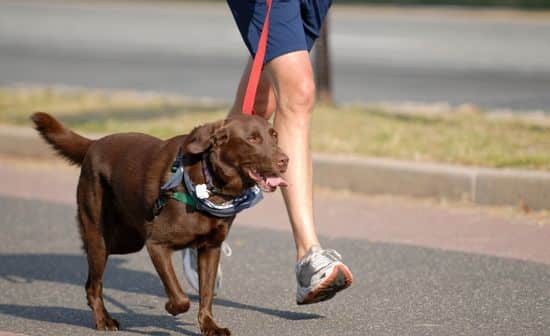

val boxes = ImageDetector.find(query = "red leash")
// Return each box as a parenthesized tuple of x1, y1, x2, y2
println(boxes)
(242, 0, 272, 116)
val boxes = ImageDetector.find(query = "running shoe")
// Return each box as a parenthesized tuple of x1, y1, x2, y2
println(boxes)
(295, 246, 353, 305)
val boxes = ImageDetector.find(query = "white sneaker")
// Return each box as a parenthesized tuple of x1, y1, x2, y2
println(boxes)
(181, 242, 232, 295)
(295, 246, 353, 305)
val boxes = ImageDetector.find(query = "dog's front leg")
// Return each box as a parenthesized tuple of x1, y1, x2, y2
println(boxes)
(198, 246, 230, 336)
(146, 242, 191, 315)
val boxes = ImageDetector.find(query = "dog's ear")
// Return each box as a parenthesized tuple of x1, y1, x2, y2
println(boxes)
(183, 120, 227, 154)
(212, 125, 229, 147)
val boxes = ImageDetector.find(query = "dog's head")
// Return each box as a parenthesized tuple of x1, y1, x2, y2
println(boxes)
(183, 115, 289, 194)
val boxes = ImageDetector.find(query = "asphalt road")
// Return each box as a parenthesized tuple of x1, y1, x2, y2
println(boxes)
(1, 195, 550, 336)
(1, 0, 550, 110)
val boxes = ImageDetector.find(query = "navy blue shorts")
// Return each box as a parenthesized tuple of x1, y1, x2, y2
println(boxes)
(227, 0, 332, 63)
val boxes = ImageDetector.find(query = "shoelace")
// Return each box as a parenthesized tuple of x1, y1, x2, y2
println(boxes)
(301, 247, 342, 270)
(320, 248, 342, 261)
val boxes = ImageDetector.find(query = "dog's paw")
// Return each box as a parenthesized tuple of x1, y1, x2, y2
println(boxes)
(165, 299, 190, 316)
(95, 317, 120, 331)
(199, 312, 231, 336)
(202, 326, 231, 336)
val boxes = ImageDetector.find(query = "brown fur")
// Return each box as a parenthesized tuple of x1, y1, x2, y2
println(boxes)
(31, 112, 92, 165)
(31, 112, 288, 336)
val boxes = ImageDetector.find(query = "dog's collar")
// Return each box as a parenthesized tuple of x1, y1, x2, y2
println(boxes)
(153, 152, 263, 218)
(201, 152, 236, 198)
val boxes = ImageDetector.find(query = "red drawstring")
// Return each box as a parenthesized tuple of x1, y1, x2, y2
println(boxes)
(241, 0, 272, 116)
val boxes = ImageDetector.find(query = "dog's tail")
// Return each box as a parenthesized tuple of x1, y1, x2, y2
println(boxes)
(31, 112, 92, 166)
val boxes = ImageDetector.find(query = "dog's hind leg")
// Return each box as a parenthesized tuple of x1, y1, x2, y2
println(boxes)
(146, 242, 191, 316)
(78, 173, 120, 331)
(84, 243, 119, 331)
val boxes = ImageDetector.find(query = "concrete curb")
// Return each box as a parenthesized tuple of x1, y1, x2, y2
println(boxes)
(1, 125, 549, 210)
(314, 154, 550, 210)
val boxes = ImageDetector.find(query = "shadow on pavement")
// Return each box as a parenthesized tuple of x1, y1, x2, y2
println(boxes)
(0, 253, 322, 324)
(3, 194, 550, 335)
(0, 304, 199, 336)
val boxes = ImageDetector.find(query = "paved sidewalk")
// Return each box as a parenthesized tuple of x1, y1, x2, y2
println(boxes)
(1, 156, 549, 265)
(1, 157, 549, 335)
(3, 197, 549, 336)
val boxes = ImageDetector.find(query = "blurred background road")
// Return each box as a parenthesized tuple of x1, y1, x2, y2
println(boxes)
(1, 0, 550, 110)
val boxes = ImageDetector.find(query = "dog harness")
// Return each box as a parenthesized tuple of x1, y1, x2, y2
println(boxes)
(153, 152, 264, 218)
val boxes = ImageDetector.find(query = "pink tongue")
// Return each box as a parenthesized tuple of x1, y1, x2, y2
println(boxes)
(266, 176, 289, 187)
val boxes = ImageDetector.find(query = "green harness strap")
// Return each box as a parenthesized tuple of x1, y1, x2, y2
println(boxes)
(171, 191, 196, 207)
(167, 161, 197, 208)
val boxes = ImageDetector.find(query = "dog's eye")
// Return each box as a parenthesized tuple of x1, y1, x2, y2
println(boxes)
(269, 129, 278, 142)
(247, 134, 262, 144)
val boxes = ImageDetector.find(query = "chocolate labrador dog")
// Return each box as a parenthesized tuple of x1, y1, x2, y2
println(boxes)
(31, 112, 289, 336)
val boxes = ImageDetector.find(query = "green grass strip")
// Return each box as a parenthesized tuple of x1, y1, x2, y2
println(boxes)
(1, 87, 549, 170)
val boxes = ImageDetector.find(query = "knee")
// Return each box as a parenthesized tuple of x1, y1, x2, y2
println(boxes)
(279, 78, 316, 117)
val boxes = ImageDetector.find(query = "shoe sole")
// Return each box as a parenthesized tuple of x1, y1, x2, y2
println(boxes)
(297, 263, 353, 305)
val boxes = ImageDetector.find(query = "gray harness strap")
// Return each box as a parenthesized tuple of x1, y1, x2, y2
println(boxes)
(154, 153, 263, 218)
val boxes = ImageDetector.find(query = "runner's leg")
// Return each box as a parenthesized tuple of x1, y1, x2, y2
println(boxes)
(229, 50, 320, 259)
